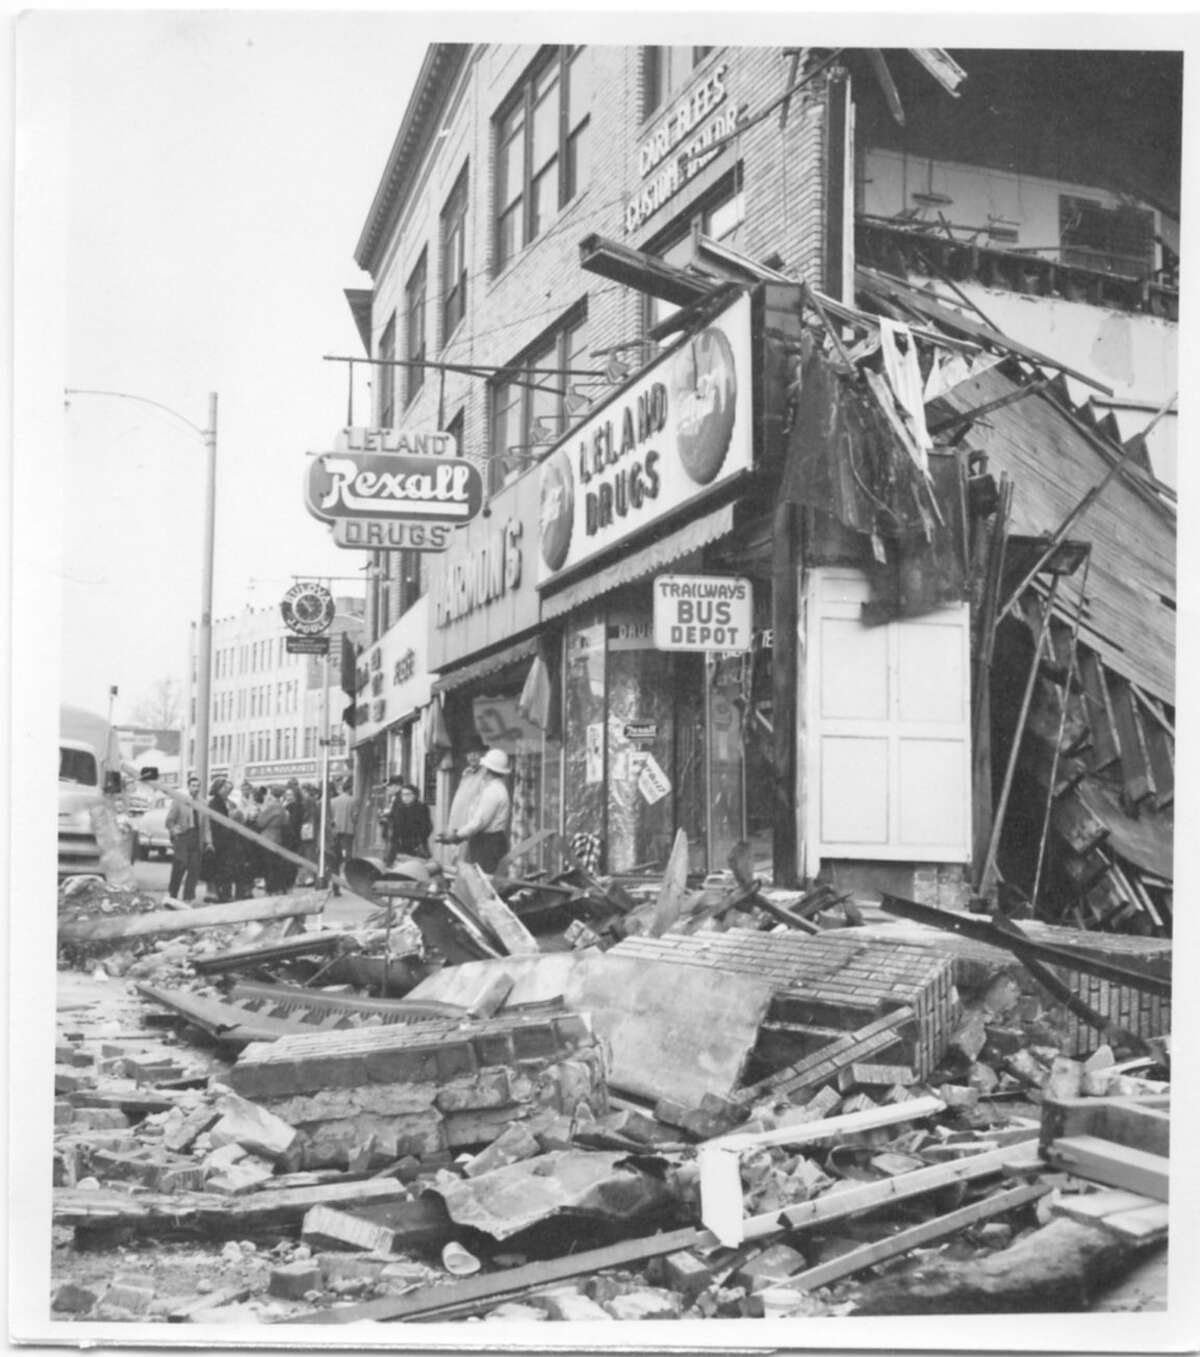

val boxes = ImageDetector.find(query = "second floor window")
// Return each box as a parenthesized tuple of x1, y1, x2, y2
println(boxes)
(490, 308, 589, 494)
(644, 46, 714, 118)
(494, 47, 590, 271)
(378, 314, 396, 427)
(441, 165, 469, 341)
(405, 249, 427, 406)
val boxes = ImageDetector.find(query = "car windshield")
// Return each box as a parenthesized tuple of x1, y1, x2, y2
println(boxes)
(59, 747, 98, 785)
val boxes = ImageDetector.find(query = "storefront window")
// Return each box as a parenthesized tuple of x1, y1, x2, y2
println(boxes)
(563, 609, 607, 851)
(560, 587, 759, 876)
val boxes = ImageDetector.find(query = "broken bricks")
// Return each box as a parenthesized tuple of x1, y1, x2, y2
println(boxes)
(224, 1009, 607, 1168)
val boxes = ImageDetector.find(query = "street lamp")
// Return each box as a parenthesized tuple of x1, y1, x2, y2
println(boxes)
(64, 388, 218, 792)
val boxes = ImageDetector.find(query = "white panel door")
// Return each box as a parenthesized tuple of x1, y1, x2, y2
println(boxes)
(808, 567, 971, 866)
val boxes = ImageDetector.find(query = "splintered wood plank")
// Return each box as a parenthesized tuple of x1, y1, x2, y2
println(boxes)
(1052, 1189, 1159, 1222)
(786, 1182, 1049, 1292)
(1078, 650, 1122, 772)
(59, 892, 325, 944)
(1108, 676, 1154, 805)
(1041, 1096, 1170, 1159)
(1097, 1203, 1170, 1243)
(452, 863, 539, 955)
(1044, 1135, 1168, 1201)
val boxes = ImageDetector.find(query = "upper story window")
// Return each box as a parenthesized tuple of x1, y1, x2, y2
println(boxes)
(644, 46, 714, 118)
(645, 168, 745, 332)
(1059, 195, 1156, 277)
(445, 407, 465, 457)
(490, 307, 589, 495)
(378, 314, 396, 427)
(494, 47, 590, 271)
(441, 164, 469, 342)
(405, 249, 427, 406)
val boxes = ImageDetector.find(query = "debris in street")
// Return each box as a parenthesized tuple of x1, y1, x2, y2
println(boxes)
(434, 1148, 679, 1240)
(223, 1009, 607, 1167)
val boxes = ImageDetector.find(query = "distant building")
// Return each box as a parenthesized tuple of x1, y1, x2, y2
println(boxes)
(183, 597, 364, 788)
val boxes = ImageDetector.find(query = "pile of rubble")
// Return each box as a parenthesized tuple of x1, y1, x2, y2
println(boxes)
(49, 844, 1170, 1324)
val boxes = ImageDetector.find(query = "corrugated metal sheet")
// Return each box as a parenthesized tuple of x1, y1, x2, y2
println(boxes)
(540, 503, 736, 622)
(938, 369, 1175, 703)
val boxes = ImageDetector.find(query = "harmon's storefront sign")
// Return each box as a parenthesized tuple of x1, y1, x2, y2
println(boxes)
(536, 291, 753, 586)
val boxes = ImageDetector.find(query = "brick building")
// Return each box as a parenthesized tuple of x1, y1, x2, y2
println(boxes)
(334, 45, 1176, 930)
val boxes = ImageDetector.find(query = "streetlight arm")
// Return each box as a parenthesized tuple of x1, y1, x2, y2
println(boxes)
(64, 387, 210, 438)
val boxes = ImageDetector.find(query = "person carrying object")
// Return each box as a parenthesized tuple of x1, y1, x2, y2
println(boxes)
(443, 748, 512, 873)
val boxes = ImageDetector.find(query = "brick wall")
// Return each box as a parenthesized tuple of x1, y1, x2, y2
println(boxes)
(360, 44, 834, 629)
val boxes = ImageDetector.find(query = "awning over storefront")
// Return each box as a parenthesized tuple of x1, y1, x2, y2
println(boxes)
(431, 634, 541, 696)
(540, 503, 736, 622)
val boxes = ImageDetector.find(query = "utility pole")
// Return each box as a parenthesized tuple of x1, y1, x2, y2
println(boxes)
(195, 392, 218, 793)
(65, 386, 219, 793)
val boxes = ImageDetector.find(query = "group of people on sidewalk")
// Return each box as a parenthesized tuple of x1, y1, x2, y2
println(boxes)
(161, 730, 513, 904)
(165, 775, 356, 903)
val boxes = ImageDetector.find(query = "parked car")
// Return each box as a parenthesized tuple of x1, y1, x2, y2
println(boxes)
(134, 804, 172, 861)
(59, 705, 137, 877)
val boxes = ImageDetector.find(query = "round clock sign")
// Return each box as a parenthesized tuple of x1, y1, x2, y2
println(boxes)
(281, 581, 335, 636)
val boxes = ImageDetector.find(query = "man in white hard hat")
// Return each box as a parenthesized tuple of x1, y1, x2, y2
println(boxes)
(444, 747, 512, 873)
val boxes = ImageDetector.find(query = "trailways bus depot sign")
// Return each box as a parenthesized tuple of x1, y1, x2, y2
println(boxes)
(653, 574, 753, 652)
(304, 427, 483, 551)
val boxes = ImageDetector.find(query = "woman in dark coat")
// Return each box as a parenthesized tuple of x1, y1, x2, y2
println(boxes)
(385, 783, 433, 864)
(206, 777, 236, 903)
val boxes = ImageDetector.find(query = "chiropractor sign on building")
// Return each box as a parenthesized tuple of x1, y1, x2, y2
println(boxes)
(304, 426, 484, 550)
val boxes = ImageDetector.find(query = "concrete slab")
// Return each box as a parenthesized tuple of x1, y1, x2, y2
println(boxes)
(566, 953, 774, 1104)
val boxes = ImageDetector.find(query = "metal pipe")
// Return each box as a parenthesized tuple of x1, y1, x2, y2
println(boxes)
(195, 392, 218, 794)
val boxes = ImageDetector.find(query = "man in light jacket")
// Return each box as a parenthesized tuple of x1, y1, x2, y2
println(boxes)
(166, 774, 203, 902)
(444, 748, 512, 873)
(444, 734, 487, 863)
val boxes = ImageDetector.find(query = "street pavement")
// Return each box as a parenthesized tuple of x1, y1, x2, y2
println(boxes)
(131, 852, 371, 926)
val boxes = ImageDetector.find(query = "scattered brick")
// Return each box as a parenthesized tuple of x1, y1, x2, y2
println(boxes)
(51, 1281, 100, 1314)
(662, 1250, 713, 1300)
(101, 1279, 155, 1314)
(302, 1205, 395, 1254)
(603, 1288, 682, 1320)
(268, 1261, 323, 1300)
(735, 1243, 808, 1293)
(464, 1122, 541, 1177)
(537, 1286, 615, 1321)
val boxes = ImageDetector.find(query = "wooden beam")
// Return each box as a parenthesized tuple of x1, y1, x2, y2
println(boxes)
(857, 264, 1115, 397)
(1040, 1097, 1170, 1159)
(1108, 676, 1154, 806)
(1043, 1135, 1168, 1201)
(297, 1138, 1033, 1325)
(58, 891, 324, 945)
(786, 1182, 1048, 1292)
(772, 500, 800, 885)
(579, 233, 721, 307)
(877, 892, 1171, 997)
(700, 1097, 947, 1246)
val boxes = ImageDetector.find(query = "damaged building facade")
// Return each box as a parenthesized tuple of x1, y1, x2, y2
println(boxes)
(343, 45, 1178, 933)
